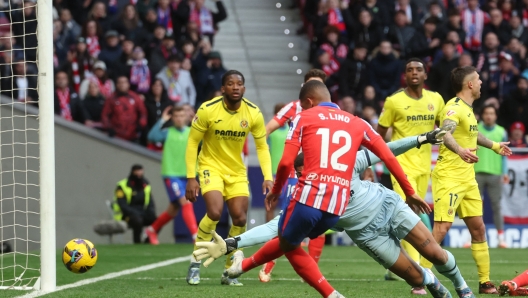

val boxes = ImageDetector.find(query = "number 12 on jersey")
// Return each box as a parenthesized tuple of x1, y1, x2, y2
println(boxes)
(316, 128, 352, 172)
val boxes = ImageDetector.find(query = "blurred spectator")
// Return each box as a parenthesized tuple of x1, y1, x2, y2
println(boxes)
(182, 21, 203, 48)
(145, 25, 167, 58)
(315, 0, 353, 43)
(101, 76, 147, 142)
(320, 25, 348, 62)
(113, 164, 157, 244)
(475, 105, 509, 248)
(459, 51, 474, 67)
(338, 43, 368, 98)
(339, 96, 356, 115)
(350, 0, 390, 29)
(155, 0, 174, 35)
(501, 0, 514, 21)
(61, 38, 94, 93)
(505, 37, 525, 68)
(10, 1, 37, 61)
(489, 51, 519, 101)
(145, 78, 172, 132)
(195, 51, 227, 107)
(387, 10, 415, 59)
(113, 4, 148, 45)
(390, 0, 420, 28)
(54, 71, 83, 123)
(181, 103, 196, 124)
(98, 31, 123, 69)
(420, 1, 444, 24)
(368, 41, 402, 100)
(442, 9, 466, 47)
(142, 8, 159, 33)
(362, 85, 383, 113)
(483, 8, 512, 46)
(5, 60, 38, 103)
(428, 41, 459, 101)
(500, 71, 528, 130)
(509, 122, 528, 149)
(88, 1, 113, 33)
(81, 20, 102, 59)
(409, 17, 441, 63)
(461, 0, 489, 53)
(149, 32, 179, 76)
(354, 9, 383, 52)
(314, 50, 339, 98)
(136, 1, 158, 22)
(54, 20, 73, 63)
(477, 32, 502, 91)
(127, 46, 151, 95)
(509, 14, 528, 45)
(60, 8, 81, 40)
(0, 32, 24, 62)
(79, 61, 115, 100)
(179, 0, 228, 46)
(82, 81, 106, 130)
(156, 54, 196, 106)
(361, 103, 379, 128)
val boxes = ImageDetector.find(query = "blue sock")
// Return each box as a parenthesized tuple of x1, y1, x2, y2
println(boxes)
(434, 250, 467, 289)
(419, 213, 432, 231)
(420, 266, 434, 286)
(237, 216, 279, 248)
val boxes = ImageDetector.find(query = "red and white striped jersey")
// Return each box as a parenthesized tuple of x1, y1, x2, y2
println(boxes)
(282, 103, 383, 216)
(273, 100, 303, 126)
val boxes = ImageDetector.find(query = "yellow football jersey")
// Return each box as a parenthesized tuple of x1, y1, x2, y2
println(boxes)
(433, 97, 478, 182)
(378, 89, 445, 174)
(191, 96, 266, 177)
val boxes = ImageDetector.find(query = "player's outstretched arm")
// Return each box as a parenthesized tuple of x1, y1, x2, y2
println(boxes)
(266, 142, 298, 210)
(185, 128, 205, 202)
(265, 118, 281, 137)
(477, 132, 512, 156)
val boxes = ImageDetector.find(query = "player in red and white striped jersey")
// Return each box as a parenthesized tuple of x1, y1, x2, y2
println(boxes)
(228, 80, 425, 298)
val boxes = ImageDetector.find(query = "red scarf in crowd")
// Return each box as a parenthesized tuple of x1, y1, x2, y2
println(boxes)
(189, 5, 214, 34)
(86, 36, 100, 58)
(157, 7, 173, 35)
(320, 43, 348, 60)
(462, 8, 485, 50)
(327, 9, 345, 32)
(57, 88, 72, 121)
(71, 57, 91, 93)
(322, 58, 340, 76)
(91, 77, 113, 99)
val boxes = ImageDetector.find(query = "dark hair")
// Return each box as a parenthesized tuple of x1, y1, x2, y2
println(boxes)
(274, 103, 286, 114)
(222, 70, 245, 85)
(406, 57, 426, 67)
(395, 9, 407, 16)
(167, 54, 182, 63)
(480, 104, 498, 118)
(429, 0, 441, 8)
(298, 80, 328, 100)
(451, 66, 477, 93)
(442, 40, 456, 47)
(448, 8, 460, 17)
(424, 16, 440, 25)
(304, 69, 327, 83)
(172, 105, 185, 113)
(294, 153, 304, 169)
(354, 42, 368, 50)
(324, 25, 341, 36)
(131, 164, 143, 172)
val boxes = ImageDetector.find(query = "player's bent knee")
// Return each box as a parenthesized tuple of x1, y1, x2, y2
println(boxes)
(231, 215, 247, 227)
(206, 210, 222, 221)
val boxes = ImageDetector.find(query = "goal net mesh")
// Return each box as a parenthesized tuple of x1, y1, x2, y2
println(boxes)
(0, 0, 41, 289)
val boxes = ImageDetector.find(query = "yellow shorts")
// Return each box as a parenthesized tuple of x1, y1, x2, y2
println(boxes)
(198, 168, 249, 200)
(431, 175, 482, 222)
(391, 172, 430, 200)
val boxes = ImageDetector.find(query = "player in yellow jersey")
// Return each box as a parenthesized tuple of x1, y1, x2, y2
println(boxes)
(428, 66, 511, 294)
(185, 70, 273, 286)
(376, 58, 445, 295)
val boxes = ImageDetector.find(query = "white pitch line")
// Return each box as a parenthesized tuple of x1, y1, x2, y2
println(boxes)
(18, 255, 190, 298)
(126, 277, 485, 282)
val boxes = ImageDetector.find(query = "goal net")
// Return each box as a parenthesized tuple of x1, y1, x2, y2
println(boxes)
(0, 0, 56, 292)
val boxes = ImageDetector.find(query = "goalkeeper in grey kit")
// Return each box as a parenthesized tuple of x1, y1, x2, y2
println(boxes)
(193, 126, 476, 298)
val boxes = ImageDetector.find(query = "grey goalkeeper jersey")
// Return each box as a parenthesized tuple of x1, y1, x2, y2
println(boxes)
(335, 136, 419, 231)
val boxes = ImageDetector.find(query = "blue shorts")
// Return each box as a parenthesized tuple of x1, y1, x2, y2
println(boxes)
(278, 200, 339, 246)
(345, 192, 420, 268)
(279, 177, 298, 210)
(163, 177, 186, 205)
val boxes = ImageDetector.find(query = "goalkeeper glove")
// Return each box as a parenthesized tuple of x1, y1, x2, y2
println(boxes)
(416, 122, 454, 149)
(192, 231, 239, 267)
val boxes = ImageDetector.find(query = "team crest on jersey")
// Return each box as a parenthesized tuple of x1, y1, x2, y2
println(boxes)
(240, 119, 248, 128)
(193, 115, 199, 123)
(204, 178, 210, 185)
(428, 103, 434, 111)
(446, 110, 456, 116)
(447, 207, 454, 216)
(306, 173, 318, 180)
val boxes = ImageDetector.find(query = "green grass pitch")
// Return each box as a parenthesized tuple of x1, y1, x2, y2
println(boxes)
(2, 244, 528, 297)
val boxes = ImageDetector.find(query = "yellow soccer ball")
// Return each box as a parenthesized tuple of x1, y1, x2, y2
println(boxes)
(62, 239, 98, 273)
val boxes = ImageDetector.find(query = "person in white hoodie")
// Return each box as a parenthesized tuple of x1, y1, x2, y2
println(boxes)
(156, 54, 196, 107)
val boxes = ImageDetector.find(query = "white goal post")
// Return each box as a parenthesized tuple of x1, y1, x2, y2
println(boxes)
(0, 0, 56, 292)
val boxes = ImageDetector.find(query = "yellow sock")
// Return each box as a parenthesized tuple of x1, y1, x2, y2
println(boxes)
(401, 239, 420, 263)
(471, 241, 490, 283)
(225, 225, 246, 269)
(420, 256, 434, 269)
(193, 214, 219, 251)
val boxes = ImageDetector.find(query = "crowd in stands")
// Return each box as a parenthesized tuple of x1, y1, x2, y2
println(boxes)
(0, 0, 227, 148)
(295, 0, 528, 148)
